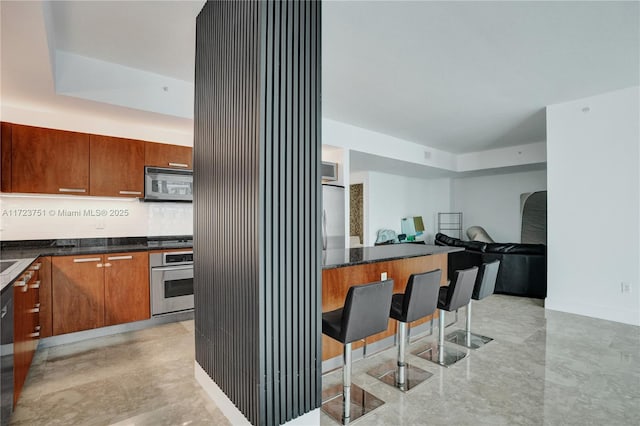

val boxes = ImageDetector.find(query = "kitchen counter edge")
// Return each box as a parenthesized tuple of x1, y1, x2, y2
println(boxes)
(322, 244, 465, 270)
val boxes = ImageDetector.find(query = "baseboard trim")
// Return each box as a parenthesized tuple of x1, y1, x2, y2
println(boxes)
(39, 310, 194, 348)
(194, 361, 251, 425)
(195, 362, 320, 425)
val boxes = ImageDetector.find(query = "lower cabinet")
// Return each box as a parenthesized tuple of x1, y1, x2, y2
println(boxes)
(104, 252, 149, 326)
(13, 259, 41, 407)
(52, 252, 149, 336)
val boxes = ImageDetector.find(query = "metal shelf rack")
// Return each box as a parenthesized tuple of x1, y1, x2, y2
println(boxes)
(437, 212, 463, 239)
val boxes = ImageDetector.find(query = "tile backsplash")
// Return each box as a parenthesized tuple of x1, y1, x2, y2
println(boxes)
(0, 194, 192, 240)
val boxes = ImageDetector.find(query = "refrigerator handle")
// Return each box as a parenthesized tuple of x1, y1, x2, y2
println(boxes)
(322, 209, 328, 250)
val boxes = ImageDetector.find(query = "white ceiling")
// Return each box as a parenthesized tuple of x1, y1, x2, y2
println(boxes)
(1, 1, 638, 156)
(50, 1, 205, 82)
(323, 1, 639, 153)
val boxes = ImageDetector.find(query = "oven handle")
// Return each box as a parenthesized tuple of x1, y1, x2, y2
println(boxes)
(154, 265, 193, 272)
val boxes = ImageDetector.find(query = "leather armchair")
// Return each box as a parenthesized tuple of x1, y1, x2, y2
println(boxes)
(435, 233, 547, 299)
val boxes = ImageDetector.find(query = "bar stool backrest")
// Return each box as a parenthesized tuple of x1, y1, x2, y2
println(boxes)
(403, 269, 442, 323)
(473, 260, 501, 300)
(341, 279, 394, 343)
(443, 267, 479, 312)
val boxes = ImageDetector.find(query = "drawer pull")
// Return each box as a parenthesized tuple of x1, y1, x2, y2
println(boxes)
(30, 280, 41, 289)
(74, 258, 101, 263)
(35, 325, 41, 331)
(119, 190, 142, 195)
(97, 263, 103, 268)
(28, 307, 40, 313)
(168, 162, 189, 168)
(14, 279, 27, 288)
(29, 263, 42, 271)
(59, 188, 86, 193)
(29, 332, 40, 338)
(107, 255, 133, 261)
(104, 263, 112, 267)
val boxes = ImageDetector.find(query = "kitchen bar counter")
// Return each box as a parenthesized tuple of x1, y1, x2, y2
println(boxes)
(322, 244, 463, 269)
(0, 236, 193, 292)
(322, 244, 463, 363)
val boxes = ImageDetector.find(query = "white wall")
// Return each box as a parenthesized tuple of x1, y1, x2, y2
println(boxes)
(322, 145, 350, 247)
(452, 170, 547, 243)
(0, 194, 192, 240)
(546, 86, 640, 326)
(356, 171, 452, 245)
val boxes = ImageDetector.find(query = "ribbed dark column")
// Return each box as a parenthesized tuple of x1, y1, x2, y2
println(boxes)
(193, 1, 321, 425)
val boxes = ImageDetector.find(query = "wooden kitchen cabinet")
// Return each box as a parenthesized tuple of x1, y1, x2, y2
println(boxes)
(1, 122, 12, 192)
(52, 255, 105, 335)
(11, 124, 90, 195)
(13, 260, 41, 406)
(145, 142, 192, 169)
(51, 251, 150, 335)
(90, 135, 145, 197)
(104, 252, 150, 326)
(38, 256, 53, 338)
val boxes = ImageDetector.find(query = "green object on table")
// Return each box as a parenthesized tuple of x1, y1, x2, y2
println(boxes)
(407, 235, 415, 241)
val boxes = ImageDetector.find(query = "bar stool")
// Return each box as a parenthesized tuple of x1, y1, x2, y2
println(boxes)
(321, 279, 394, 425)
(413, 266, 478, 367)
(367, 269, 442, 392)
(445, 260, 500, 349)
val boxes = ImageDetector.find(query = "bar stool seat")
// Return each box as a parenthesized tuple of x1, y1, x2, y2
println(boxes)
(446, 260, 500, 349)
(367, 269, 441, 392)
(321, 279, 394, 425)
(413, 266, 479, 367)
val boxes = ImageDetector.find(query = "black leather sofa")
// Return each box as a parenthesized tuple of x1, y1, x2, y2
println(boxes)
(435, 233, 547, 299)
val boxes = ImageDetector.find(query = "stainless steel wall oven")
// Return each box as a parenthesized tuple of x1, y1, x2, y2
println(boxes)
(149, 251, 194, 316)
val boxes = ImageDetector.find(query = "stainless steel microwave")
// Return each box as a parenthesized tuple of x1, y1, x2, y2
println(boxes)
(144, 166, 193, 202)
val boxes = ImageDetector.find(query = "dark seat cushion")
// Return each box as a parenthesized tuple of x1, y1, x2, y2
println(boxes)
(322, 308, 343, 342)
(390, 293, 405, 321)
(438, 286, 449, 307)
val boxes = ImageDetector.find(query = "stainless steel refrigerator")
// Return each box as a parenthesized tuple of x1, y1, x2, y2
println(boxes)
(322, 184, 346, 249)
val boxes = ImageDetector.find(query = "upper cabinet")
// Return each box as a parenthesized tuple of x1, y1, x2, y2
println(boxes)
(11, 124, 90, 195)
(90, 135, 145, 197)
(0, 122, 192, 197)
(145, 142, 192, 169)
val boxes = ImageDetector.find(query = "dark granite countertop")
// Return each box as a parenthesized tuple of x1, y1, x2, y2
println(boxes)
(322, 244, 464, 270)
(0, 236, 193, 292)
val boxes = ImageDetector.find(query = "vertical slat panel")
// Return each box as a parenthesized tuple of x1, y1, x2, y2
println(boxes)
(194, 1, 320, 425)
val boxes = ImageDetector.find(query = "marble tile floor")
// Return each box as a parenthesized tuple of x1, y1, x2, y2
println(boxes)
(10, 321, 231, 426)
(321, 295, 640, 425)
(10, 295, 640, 425)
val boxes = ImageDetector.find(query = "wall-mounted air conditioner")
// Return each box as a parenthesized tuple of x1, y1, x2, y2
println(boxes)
(321, 161, 338, 181)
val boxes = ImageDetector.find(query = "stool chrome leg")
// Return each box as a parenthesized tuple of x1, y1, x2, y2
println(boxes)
(367, 321, 433, 391)
(323, 342, 386, 424)
(343, 343, 351, 423)
(445, 300, 493, 349)
(397, 322, 407, 387)
(413, 309, 467, 368)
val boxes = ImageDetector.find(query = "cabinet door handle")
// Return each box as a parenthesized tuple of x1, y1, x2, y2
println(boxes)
(30, 280, 41, 289)
(35, 325, 41, 331)
(29, 263, 42, 271)
(107, 255, 132, 261)
(104, 263, 112, 267)
(28, 306, 39, 313)
(59, 188, 86, 193)
(97, 263, 104, 268)
(168, 162, 189, 168)
(29, 332, 40, 338)
(119, 190, 142, 195)
(74, 257, 101, 263)
(14, 279, 27, 288)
